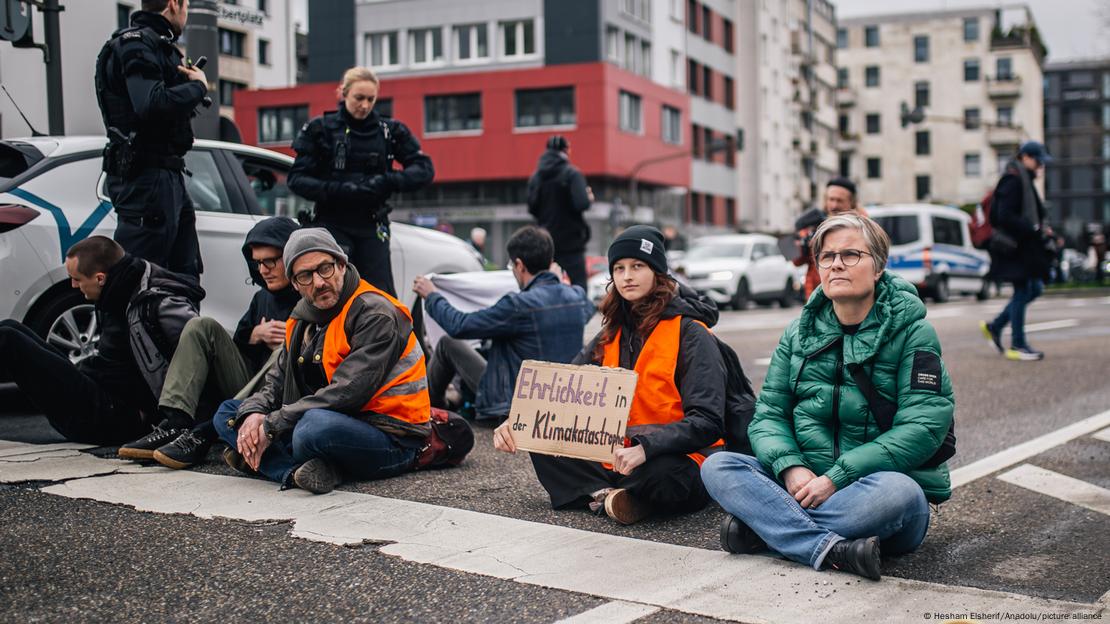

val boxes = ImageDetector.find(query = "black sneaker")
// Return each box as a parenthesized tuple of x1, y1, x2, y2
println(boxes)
(823, 536, 881, 581)
(978, 320, 1003, 354)
(720, 514, 767, 554)
(293, 458, 340, 494)
(118, 425, 184, 460)
(153, 431, 211, 470)
(222, 447, 257, 476)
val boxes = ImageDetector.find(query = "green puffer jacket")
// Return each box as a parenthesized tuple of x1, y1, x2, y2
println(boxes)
(750, 272, 953, 503)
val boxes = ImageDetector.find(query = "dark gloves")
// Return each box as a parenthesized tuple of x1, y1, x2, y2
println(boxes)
(358, 175, 393, 202)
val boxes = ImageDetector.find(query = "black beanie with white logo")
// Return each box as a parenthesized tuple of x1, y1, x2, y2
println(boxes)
(607, 225, 668, 275)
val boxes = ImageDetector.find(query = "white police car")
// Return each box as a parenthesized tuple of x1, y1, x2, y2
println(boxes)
(0, 136, 483, 362)
(869, 204, 991, 303)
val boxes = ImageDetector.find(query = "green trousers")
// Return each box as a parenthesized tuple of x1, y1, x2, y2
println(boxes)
(159, 317, 255, 424)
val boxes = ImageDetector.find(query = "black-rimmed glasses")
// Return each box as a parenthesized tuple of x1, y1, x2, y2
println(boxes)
(292, 261, 337, 286)
(816, 249, 872, 269)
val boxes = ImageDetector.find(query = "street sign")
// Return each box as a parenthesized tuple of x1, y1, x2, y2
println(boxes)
(0, 0, 31, 43)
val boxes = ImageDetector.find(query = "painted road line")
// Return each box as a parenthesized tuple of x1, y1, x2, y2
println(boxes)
(925, 307, 968, 319)
(1093, 428, 1110, 443)
(753, 357, 773, 366)
(998, 319, 1081, 336)
(555, 601, 660, 624)
(997, 464, 1110, 517)
(951, 410, 1110, 489)
(0, 443, 1095, 624)
(1067, 299, 1089, 308)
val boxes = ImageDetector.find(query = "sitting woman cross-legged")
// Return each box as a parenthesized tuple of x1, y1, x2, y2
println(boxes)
(494, 225, 726, 525)
(701, 214, 954, 581)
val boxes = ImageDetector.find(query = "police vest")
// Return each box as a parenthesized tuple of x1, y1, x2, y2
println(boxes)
(602, 316, 723, 466)
(284, 280, 430, 426)
(320, 111, 395, 180)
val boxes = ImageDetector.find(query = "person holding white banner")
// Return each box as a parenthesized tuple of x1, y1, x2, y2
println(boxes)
(494, 225, 726, 525)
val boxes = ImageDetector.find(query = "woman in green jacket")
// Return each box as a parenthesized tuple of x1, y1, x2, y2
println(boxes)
(701, 214, 954, 581)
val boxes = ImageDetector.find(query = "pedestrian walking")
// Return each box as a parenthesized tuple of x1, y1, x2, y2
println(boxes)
(95, 0, 208, 277)
(527, 135, 592, 289)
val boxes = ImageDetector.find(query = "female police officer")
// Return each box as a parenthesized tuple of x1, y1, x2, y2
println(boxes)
(288, 67, 434, 296)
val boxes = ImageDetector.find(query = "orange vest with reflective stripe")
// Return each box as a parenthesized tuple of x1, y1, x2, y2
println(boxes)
(601, 315, 722, 466)
(285, 279, 430, 425)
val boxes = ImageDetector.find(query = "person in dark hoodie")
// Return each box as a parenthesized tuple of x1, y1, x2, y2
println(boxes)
(527, 135, 592, 289)
(117, 217, 301, 469)
(494, 225, 726, 525)
(0, 236, 203, 445)
(287, 66, 434, 296)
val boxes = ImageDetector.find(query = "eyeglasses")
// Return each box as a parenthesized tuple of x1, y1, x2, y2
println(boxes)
(292, 261, 337, 286)
(255, 257, 282, 270)
(817, 249, 872, 269)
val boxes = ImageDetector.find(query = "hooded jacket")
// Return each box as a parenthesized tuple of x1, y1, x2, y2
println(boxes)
(750, 272, 953, 504)
(576, 285, 726, 460)
(526, 149, 591, 254)
(234, 217, 301, 370)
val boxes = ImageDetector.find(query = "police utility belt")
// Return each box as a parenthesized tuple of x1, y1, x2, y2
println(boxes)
(103, 127, 185, 178)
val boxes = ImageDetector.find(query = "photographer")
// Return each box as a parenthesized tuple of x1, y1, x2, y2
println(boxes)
(794, 178, 865, 300)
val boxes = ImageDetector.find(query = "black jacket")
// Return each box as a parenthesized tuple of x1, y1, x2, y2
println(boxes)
(233, 217, 301, 371)
(527, 149, 591, 254)
(989, 160, 1052, 282)
(576, 285, 725, 460)
(288, 107, 434, 227)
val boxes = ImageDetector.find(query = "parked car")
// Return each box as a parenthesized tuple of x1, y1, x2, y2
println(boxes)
(676, 233, 796, 309)
(0, 136, 483, 362)
(869, 204, 990, 303)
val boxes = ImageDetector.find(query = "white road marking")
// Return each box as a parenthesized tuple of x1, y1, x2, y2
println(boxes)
(555, 601, 660, 624)
(1093, 428, 1110, 443)
(1067, 299, 1089, 308)
(1101, 297, 1110, 305)
(951, 410, 1110, 489)
(753, 357, 773, 366)
(997, 464, 1110, 517)
(926, 307, 968, 319)
(1023, 319, 1081, 333)
(0, 442, 1098, 623)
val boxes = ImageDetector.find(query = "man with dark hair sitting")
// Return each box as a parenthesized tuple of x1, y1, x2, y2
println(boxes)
(0, 236, 203, 444)
(412, 225, 594, 422)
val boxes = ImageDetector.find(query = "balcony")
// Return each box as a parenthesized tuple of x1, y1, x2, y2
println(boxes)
(838, 132, 859, 152)
(987, 124, 1023, 148)
(986, 75, 1022, 100)
(836, 86, 857, 108)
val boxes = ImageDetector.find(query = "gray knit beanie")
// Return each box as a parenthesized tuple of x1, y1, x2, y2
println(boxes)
(283, 228, 348, 277)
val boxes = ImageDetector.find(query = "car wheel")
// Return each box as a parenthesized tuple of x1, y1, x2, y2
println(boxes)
(932, 276, 950, 304)
(975, 280, 991, 301)
(730, 278, 751, 310)
(26, 287, 100, 364)
(779, 278, 795, 308)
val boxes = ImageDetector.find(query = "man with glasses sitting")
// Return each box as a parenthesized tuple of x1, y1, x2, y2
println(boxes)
(213, 228, 433, 494)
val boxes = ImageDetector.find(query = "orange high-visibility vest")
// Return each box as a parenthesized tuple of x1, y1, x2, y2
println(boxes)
(602, 315, 722, 467)
(285, 279, 430, 425)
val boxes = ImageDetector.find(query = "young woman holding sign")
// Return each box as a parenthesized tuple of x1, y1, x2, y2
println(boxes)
(494, 225, 726, 525)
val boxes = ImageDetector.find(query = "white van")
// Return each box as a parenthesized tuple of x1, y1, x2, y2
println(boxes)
(868, 204, 991, 303)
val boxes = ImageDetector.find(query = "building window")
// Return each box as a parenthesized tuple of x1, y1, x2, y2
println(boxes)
(662, 105, 681, 144)
(964, 59, 980, 82)
(703, 65, 712, 100)
(963, 17, 979, 42)
(454, 24, 489, 61)
(864, 25, 879, 47)
(914, 81, 930, 109)
(867, 157, 881, 179)
(915, 130, 930, 156)
(702, 5, 712, 41)
(117, 3, 131, 29)
(996, 57, 1013, 81)
(691, 122, 702, 157)
(725, 197, 736, 226)
(837, 67, 848, 88)
(258, 105, 309, 144)
(218, 79, 247, 107)
(913, 35, 929, 63)
(964, 107, 981, 130)
(997, 105, 1014, 127)
(724, 75, 734, 110)
(219, 28, 246, 58)
(670, 49, 681, 87)
(1104, 73, 1110, 98)
(703, 126, 714, 161)
(258, 38, 270, 65)
(515, 87, 575, 128)
(619, 90, 642, 133)
(375, 98, 393, 118)
(501, 19, 536, 58)
(916, 175, 931, 200)
(687, 0, 698, 35)
(839, 152, 851, 177)
(606, 26, 621, 63)
(619, 0, 650, 22)
(864, 66, 880, 87)
(410, 28, 444, 65)
(836, 27, 847, 49)
(723, 18, 734, 52)
(688, 59, 699, 95)
(257, 0, 267, 13)
(965, 152, 982, 177)
(690, 192, 702, 223)
(866, 113, 881, 134)
(838, 114, 849, 134)
(624, 33, 637, 72)
(366, 32, 399, 68)
(640, 41, 652, 77)
(425, 93, 482, 133)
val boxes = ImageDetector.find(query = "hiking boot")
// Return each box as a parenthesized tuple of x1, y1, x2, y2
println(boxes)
(720, 514, 767, 554)
(152, 431, 211, 470)
(293, 458, 340, 494)
(1005, 346, 1044, 361)
(603, 488, 654, 525)
(118, 425, 185, 460)
(823, 536, 881, 581)
(978, 320, 1003, 354)
(222, 447, 257, 476)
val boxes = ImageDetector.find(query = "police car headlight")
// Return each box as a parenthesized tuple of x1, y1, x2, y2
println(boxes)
(708, 270, 734, 281)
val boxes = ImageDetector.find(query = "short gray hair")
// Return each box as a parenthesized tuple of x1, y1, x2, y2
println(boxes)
(810, 214, 890, 273)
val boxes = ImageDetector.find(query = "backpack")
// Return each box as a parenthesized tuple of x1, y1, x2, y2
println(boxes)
(713, 337, 757, 455)
(970, 190, 994, 250)
(414, 408, 475, 470)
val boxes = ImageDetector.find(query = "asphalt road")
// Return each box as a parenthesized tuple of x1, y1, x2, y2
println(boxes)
(2, 290, 1108, 622)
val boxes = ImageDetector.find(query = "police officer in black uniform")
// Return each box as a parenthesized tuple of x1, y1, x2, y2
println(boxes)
(287, 67, 434, 297)
(95, 0, 206, 278)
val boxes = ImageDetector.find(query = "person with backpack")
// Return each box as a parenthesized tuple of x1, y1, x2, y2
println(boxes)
(701, 215, 954, 581)
(288, 67, 434, 296)
(527, 136, 592, 289)
(493, 225, 726, 525)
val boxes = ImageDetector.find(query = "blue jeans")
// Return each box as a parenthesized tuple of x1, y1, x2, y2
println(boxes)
(213, 400, 416, 488)
(990, 279, 1044, 349)
(701, 453, 930, 569)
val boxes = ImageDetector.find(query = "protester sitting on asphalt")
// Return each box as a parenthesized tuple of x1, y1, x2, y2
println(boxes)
(117, 217, 300, 469)
(213, 228, 432, 494)
(0, 236, 203, 445)
(494, 225, 726, 525)
(412, 225, 594, 423)
(700, 214, 954, 581)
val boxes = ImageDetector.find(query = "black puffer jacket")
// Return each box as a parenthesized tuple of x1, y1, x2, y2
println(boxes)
(526, 149, 591, 254)
(989, 160, 1053, 283)
(233, 217, 301, 370)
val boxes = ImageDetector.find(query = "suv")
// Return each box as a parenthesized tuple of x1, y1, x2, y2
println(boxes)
(869, 204, 990, 303)
(0, 136, 483, 362)
(677, 233, 796, 309)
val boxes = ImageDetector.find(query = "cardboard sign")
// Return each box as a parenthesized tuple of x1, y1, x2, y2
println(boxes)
(507, 360, 637, 463)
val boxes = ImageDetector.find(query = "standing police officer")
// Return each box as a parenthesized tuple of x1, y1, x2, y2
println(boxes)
(95, 0, 207, 278)
(287, 67, 434, 297)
